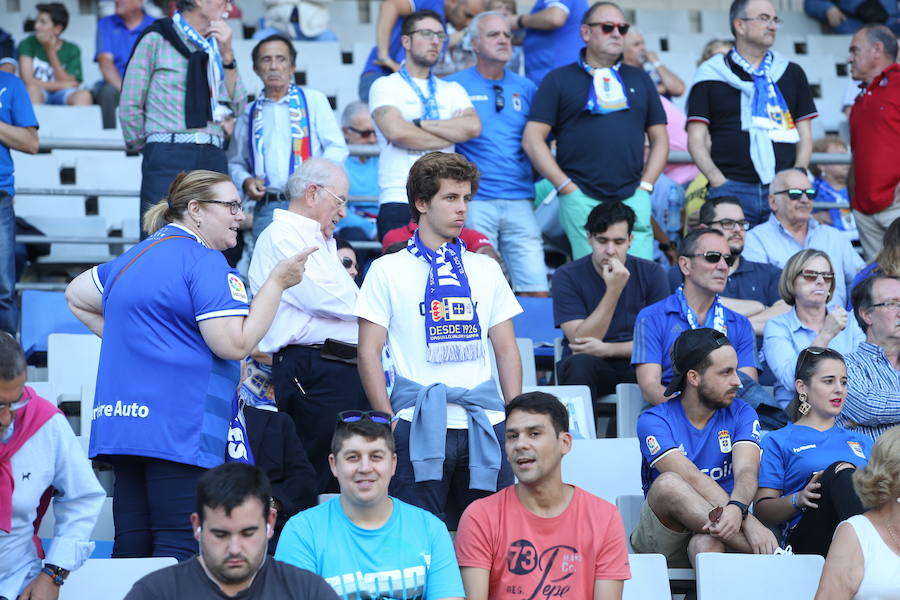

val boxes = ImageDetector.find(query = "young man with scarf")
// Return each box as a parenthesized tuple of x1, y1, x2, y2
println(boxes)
(119, 0, 247, 235)
(228, 34, 348, 244)
(632, 229, 760, 407)
(522, 1, 668, 262)
(686, 0, 817, 227)
(355, 152, 522, 530)
(369, 10, 481, 241)
(0, 332, 105, 600)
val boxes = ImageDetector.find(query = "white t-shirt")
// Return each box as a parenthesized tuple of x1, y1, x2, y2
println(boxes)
(355, 248, 522, 428)
(368, 72, 474, 205)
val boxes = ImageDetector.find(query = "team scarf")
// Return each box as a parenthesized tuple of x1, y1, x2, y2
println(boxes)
(676, 285, 727, 334)
(398, 64, 440, 120)
(225, 391, 254, 465)
(407, 231, 483, 362)
(249, 85, 312, 185)
(578, 50, 630, 114)
(173, 11, 225, 120)
(728, 48, 798, 144)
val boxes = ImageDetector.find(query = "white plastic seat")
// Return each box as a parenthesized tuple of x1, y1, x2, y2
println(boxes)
(26, 215, 113, 263)
(39, 496, 114, 541)
(60, 557, 177, 599)
(522, 384, 595, 439)
(48, 333, 102, 399)
(615, 383, 650, 438)
(616, 494, 644, 552)
(695, 552, 825, 600)
(623, 554, 671, 600)
(489, 337, 537, 392)
(805, 34, 853, 59)
(561, 438, 643, 503)
(634, 9, 692, 36)
(75, 155, 142, 194)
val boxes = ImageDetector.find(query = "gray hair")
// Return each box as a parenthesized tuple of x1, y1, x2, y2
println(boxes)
(175, 0, 197, 12)
(286, 159, 343, 200)
(340, 100, 369, 128)
(861, 24, 899, 61)
(729, 0, 751, 36)
(467, 10, 507, 41)
(0, 332, 26, 381)
(771, 167, 811, 193)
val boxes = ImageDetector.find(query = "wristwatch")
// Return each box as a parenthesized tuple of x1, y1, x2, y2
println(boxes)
(639, 180, 654, 193)
(41, 563, 70, 586)
(222, 58, 236, 69)
(726, 500, 750, 520)
(412, 118, 422, 128)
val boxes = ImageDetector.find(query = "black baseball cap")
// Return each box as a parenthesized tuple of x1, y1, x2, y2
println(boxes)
(664, 328, 733, 397)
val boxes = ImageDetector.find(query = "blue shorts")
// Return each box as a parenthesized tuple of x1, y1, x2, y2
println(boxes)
(41, 86, 79, 105)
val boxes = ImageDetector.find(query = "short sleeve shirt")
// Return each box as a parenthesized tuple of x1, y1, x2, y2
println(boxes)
(361, 0, 445, 75)
(18, 35, 83, 82)
(89, 224, 250, 468)
(275, 497, 465, 600)
(0, 72, 39, 194)
(522, 0, 587, 85)
(687, 55, 817, 184)
(528, 62, 667, 201)
(455, 486, 631, 599)
(95, 13, 156, 78)
(637, 397, 762, 495)
(553, 254, 669, 354)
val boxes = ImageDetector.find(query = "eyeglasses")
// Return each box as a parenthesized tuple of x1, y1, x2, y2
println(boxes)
(586, 21, 630, 35)
(492, 84, 504, 112)
(871, 300, 900, 310)
(705, 218, 750, 231)
(201, 199, 243, 215)
(316, 185, 347, 209)
(0, 391, 29, 415)
(340, 256, 355, 269)
(739, 14, 783, 26)
(773, 188, 818, 201)
(409, 29, 448, 42)
(348, 126, 375, 137)
(337, 410, 392, 426)
(799, 269, 835, 281)
(688, 251, 736, 267)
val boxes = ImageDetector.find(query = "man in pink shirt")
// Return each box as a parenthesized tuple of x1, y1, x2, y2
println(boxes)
(454, 391, 631, 600)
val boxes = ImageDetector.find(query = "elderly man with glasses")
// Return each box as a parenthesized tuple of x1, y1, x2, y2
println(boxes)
(248, 158, 369, 495)
(743, 168, 865, 309)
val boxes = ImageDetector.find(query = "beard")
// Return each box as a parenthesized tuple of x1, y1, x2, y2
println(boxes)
(697, 379, 738, 411)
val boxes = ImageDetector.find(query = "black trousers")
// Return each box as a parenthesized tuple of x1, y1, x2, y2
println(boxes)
(557, 354, 636, 399)
(787, 460, 865, 556)
(271, 345, 369, 493)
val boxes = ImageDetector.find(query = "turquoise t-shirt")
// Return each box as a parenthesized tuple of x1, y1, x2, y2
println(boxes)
(275, 497, 464, 600)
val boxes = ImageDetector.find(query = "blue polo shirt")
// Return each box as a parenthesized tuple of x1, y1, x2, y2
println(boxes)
(89, 224, 250, 468)
(522, 0, 586, 85)
(446, 67, 536, 201)
(667, 258, 782, 306)
(95, 13, 156, 78)
(0, 72, 38, 195)
(638, 396, 762, 495)
(362, 0, 445, 76)
(631, 294, 758, 384)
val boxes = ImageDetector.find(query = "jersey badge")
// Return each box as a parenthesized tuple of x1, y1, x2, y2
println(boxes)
(228, 273, 249, 303)
(646, 435, 660, 455)
(718, 430, 732, 454)
(512, 93, 522, 112)
(847, 441, 866, 459)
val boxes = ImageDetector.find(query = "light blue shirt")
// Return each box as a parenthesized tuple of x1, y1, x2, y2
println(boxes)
(762, 307, 865, 407)
(743, 214, 865, 309)
(837, 342, 900, 441)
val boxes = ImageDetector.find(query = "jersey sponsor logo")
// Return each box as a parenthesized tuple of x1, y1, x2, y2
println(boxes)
(505, 539, 581, 599)
(646, 435, 661, 455)
(227, 273, 248, 303)
(791, 444, 817, 453)
(718, 430, 732, 454)
(847, 441, 866, 459)
(700, 460, 733, 482)
(512, 93, 522, 112)
(469, 94, 489, 101)
(324, 564, 428, 599)
(92, 401, 151, 420)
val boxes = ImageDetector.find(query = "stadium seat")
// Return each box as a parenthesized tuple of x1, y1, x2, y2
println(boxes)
(634, 9, 692, 35)
(20, 291, 91, 356)
(27, 381, 58, 405)
(511, 296, 559, 359)
(10, 152, 63, 188)
(522, 384, 596, 439)
(695, 552, 825, 600)
(75, 156, 142, 194)
(623, 553, 671, 600)
(616, 494, 644, 552)
(561, 438, 643, 503)
(48, 333, 101, 398)
(33, 105, 121, 141)
(805, 34, 853, 59)
(615, 383, 649, 438)
(26, 215, 114, 264)
(60, 557, 178, 599)
(80, 383, 95, 439)
(698, 10, 728, 34)
(39, 496, 114, 541)
(778, 12, 823, 35)
(489, 337, 538, 391)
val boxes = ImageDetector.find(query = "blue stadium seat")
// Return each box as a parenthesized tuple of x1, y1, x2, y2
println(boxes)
(512, 296, 560, 359)
(20, 290, 91, 357)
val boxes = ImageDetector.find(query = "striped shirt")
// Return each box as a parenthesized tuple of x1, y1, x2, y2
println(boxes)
(118, 24, 246, 150)
(838, 342, 900, 441)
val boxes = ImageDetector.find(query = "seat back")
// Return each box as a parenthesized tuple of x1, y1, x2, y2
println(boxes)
(48, 333, 101, 398)
(60, 557, 178, 599)
(522, 384, 596, 439)
(623, 553, 672, 600)
(616, 494, 645, 552)
(695, 552, 825, 600)
(615, 383, 650, 438)
(561, 438, 643, 503)
(20, 291, 91, 356)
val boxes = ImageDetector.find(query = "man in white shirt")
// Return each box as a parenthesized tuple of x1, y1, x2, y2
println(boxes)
(369, 9, 481, 240)
(229, 34, 348, 242)
(0, 332, 105, 600)
(248, 158, 366, 494)
(356, 152, 521, 530)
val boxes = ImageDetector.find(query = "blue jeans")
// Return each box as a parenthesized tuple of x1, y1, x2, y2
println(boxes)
(390, 420, 513, 531)
(466, 199, 548, 292)
(708, 179, 770, 227)
(0, 192, 15, 334)
(252, 198, 289, 242)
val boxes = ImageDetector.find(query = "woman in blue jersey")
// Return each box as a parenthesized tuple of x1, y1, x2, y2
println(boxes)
(754, 347, 872, 556)
(65, 170, 316, 561)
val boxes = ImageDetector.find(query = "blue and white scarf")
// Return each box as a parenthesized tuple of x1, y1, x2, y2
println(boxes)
(225, 392, 254, 464)
(249, 85, 311, 185)
(407, 231, 483, 362)
(578, 50, 629, 114)
(399, 64, 440, 120)
(173, 11, 227, 121)
(676, 285, 727, 334)
(693, 50, 797, 183)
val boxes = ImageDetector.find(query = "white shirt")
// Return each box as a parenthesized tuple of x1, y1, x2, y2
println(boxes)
(355, 248, 522, 427)
(0, 413, 105, 599)
(368, 72, 474, 205)
(248, 209, 359, 352)
(844, 514, 900, 600)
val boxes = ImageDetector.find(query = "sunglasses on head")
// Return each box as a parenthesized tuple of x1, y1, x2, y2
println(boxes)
(587, 21, 630, 35)
(336, 410, 392, 426)
(774, 188, 817, 201)
(492, 84, 504, 112)
(799, 269, 834, 281)
(689, 251, 736, 267)
(795, 346, 829, 378)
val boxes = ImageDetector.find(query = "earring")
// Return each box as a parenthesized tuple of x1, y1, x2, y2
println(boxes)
(195, 220, 202, 228)
(798, 393, 811, 416)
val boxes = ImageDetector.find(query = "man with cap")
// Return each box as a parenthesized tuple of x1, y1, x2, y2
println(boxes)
(630, 328, 777, 567)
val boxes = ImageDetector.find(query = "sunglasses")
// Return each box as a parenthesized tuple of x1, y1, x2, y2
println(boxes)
(336, 410, 392, 426)
(348, 126, 375, 137)
(492, 84, 504, 112)
(799, 269, 835, 281)
(773, 188, 818, 201)
(586, 21, 630, 35)
(688, 251, 736, 267)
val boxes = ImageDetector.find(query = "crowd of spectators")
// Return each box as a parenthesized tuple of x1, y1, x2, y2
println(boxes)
(1, 0, 900, 597)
